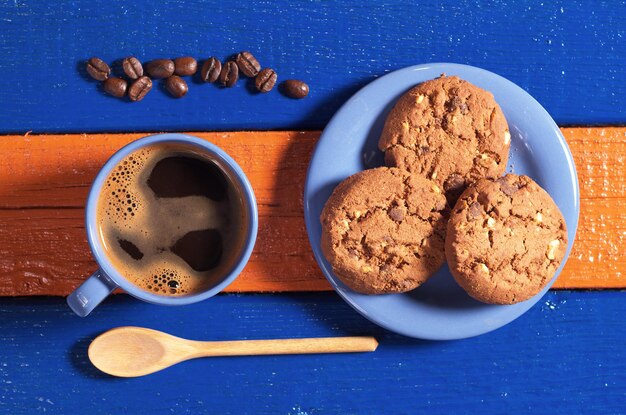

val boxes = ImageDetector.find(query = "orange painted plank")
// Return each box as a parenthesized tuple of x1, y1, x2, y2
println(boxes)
(0, 131, 322, 296)
(0, 128, 623, 296)
(555, 127, 626, 288)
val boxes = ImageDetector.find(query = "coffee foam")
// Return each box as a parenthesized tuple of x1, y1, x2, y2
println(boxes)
(97, 144, 245, 296)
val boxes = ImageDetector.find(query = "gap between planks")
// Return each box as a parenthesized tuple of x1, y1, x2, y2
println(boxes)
(0, 128, 624, 296)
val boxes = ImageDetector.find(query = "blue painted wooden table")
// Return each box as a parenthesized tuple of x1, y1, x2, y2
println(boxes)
(1, 292, 625, 414)
(1, 0, 625, 413)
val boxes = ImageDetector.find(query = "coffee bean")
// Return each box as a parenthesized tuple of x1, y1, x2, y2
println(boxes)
(174, 57, 197, 76)
(102, 77, 128, 98)
(255, 68, 277, 93)
(235, 51, 261, 77)
(200, 57, 221, 83)
(165, 75, 188, 98)
(128, 76, 152, 102)
(218, 61, 238, 87)
(86, 57, 110, 81)
(145, 59, 175, 79)
(122, 56, 143, 79)
(281, 80, 309, 99)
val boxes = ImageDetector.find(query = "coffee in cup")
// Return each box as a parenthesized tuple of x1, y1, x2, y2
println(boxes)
(96, 142, 247, 296)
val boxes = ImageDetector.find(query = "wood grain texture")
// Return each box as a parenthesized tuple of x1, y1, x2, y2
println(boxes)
(0, 0, 625, 134)
(560, 128, 626, 288)
(0, 131, 322, 295)
(0, 292, 624, 414)
(0, 128, 624, 295)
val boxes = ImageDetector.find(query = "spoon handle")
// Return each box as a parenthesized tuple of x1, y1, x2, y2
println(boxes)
(186, 336, 378, 358)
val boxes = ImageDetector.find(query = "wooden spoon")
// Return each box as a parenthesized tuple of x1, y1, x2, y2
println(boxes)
(88, 326, 378, 377)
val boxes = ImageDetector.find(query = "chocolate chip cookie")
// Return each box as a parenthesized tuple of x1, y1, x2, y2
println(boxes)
(378, 75, 510, 204)
(445, 174, 568, 304)
(320, 167, 449, 294)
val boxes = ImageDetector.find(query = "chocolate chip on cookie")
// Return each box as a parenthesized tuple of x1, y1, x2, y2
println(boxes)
(445, 174, 568, 304)
(320, 167, 450, 294)
(378, 75, 510, 205)
(496, 176, 521, 196)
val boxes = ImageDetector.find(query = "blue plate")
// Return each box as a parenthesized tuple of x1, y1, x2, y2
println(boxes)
(304, 63, 579, 340)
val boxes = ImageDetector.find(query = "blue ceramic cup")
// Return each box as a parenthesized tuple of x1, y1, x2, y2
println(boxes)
(67, 133, 258, 317)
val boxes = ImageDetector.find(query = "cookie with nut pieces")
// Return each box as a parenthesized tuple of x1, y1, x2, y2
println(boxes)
(378, 75, 510, 205)
(320, 167, 449, 294)
(445, 174, 568, 304)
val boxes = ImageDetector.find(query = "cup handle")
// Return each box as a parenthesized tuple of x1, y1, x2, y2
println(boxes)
(66, 270, 118, 317)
